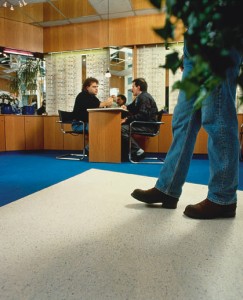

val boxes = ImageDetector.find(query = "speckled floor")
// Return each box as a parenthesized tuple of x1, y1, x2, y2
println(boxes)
(1, 169, 243, 300)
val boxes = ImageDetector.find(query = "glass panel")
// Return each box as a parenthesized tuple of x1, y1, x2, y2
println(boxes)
(109, 46, 133, 104)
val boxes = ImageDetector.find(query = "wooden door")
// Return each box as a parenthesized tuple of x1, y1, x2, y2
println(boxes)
(25, 116, 44, 150)
(5, 115, 25, 151)
(0, 115, 6, 151)
(44, 116, 64, 150)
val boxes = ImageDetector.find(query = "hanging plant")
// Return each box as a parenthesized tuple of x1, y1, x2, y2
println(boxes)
(150, 0, 243, 108)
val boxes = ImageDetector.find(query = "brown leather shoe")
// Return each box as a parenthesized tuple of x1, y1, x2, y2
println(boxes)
(184, 199, 236, 219)
(131, 187, 178, 209)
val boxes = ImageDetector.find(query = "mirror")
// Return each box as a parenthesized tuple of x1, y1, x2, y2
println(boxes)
(109, 47, 133, 104)
(0, 52, 45, 113)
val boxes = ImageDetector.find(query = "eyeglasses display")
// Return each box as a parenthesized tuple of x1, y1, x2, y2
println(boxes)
(137, 45, 166, 110)
(45, 49, 110, 115)
(45, 44, 185, 115)
(167, 43, 184, 113)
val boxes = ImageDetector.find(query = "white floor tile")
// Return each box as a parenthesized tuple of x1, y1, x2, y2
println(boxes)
(1, 169, 243, 300)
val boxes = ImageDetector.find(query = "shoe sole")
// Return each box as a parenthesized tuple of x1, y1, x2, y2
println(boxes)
(131, 192, 177, 209)
(183, 211, 236, 219)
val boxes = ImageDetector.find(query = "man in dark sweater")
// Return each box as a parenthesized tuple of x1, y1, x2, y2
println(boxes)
(121, 78, 158, 161)
(72, 77, 113, 131)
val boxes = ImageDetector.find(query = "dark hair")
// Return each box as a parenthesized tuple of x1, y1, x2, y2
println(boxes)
(132, 78, 148, 92)
(82, 77, 99, 91)
(117, 94, 127, 104)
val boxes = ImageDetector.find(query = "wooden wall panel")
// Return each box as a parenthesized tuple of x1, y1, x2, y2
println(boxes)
(0, 115, 5, 151)
(25, 116, 44, 150)
(0, 18, 43, 53)
(158, 114, 173, 153)
(63, 124, 85, 150)
(158, 114, 209, 154)
(43, 14, 176, 53)
(5, 115, 25, 151)
(44, 116, 63, 150)
(1, 114, 242, 154)
(194, 128, 208, 154)
(0, 13, 183, 54)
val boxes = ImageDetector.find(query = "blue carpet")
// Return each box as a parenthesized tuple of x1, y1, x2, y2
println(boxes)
(1, 151, 242, 207)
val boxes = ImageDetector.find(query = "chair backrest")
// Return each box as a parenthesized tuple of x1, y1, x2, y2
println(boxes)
(58, 110, 74, 124)
(152, 109, 164, 134)
(157, 109, 164, 122)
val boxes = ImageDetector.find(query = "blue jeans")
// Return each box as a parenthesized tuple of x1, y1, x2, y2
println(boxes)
(155, 45, 242, 205)
(72, 122, 89, 133)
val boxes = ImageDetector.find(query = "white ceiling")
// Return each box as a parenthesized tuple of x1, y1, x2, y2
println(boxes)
(0, 0, 161, 27)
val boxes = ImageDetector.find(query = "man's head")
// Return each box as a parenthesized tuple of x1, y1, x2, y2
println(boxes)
(132, 78, 148, 96)
(116, 94, 127, 106)
(82, 77, 99, 95)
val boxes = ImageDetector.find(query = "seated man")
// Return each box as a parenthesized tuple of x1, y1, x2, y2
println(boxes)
(121, 78, 158, 161)
(37, 100, 47, 115)
(72, 77, 113, 153)
(116, 94, 127, 107)
(72, 77, 113, 132)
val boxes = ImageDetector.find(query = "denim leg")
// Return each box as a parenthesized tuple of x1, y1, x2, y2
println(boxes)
(155, 46, 241, 203)
(155, 90, 201, 198)
(155, 43, 202, 198)
(202, 50, 242, 204)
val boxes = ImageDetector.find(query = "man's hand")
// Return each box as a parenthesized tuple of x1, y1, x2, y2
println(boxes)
(100, 97, 113, 108)
(105, 97, 113, 107)
(121, 118, 127, 124)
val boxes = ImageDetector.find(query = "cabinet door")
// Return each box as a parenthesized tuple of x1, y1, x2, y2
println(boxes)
(194, 127, 208, 154)
(158, 115, 173, 153)
(63, 123, 85, 150)
(5, 115, 25, 151)
(0, 115, 6, 151)
(44, 116, 64, 150)
(157, 114, 209, 154)
(25, 116, 44, 150)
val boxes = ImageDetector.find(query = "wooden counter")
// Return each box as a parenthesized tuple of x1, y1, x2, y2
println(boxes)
(0, 114, 242, 154)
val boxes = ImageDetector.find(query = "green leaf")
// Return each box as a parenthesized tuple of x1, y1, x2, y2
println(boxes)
(173, 79, 201, 100)
(163, 52, 180, 74)
(154, 20, 174, 40)
(149, 0, 162, 9)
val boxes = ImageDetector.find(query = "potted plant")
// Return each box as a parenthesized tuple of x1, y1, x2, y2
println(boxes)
(10, 58, 42, 95)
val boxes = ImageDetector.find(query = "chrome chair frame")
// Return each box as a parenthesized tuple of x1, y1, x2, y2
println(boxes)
(128, 109, 165, 164)
(56, 110, 87, 161)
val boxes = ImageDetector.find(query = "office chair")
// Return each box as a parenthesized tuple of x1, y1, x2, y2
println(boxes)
(56, 110, 87, 160)
(128, 109, 165, 164)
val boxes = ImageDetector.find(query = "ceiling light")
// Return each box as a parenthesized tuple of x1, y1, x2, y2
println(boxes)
(4, 48, 34, 57)
(105, 69, 111, 78)
(2, 0, 27, 10)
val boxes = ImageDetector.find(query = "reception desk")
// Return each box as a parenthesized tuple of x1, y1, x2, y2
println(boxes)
(1, 113, 242, 155)
(87, 108, 127, 163)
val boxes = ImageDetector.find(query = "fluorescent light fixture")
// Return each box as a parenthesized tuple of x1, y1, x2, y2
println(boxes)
(4, 48, 34, 57)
